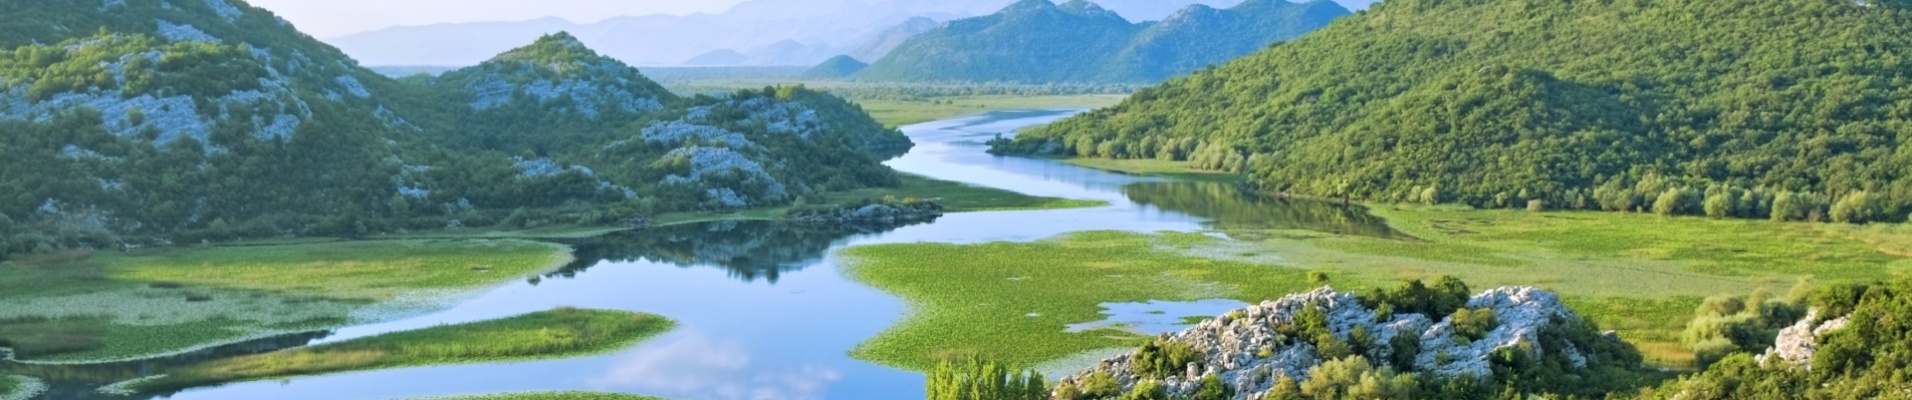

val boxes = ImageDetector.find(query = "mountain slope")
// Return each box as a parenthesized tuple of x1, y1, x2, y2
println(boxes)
(1001, 0, 1912, 221)
(0, 0, 421, 242)
(0, 1, 911, 256)
(847, 16, 939, 62)
(802, 55, 871, 79)
(857, 0, 1143, 83)
(857, 0, 1348, 83)
(682, 49, 749, 66)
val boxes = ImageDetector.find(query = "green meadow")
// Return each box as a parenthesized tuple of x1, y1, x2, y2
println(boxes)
(0, 239, 571, 362)
(839, 207, 1910, 369)
(654, 173, 1106, 225)
(1058, 158, 1243, 184)
(124, 308, 674, 393)
(855, 95, 1128, 128)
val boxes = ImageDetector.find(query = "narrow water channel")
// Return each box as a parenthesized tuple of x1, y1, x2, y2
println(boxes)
(11, 109, 1395, 400)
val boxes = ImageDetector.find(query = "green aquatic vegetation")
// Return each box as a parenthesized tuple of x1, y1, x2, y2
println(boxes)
(839, 231, 1319, 370)
(418, 393, 668, 400)
(821, 174, 1105, 212)
(0, 375, 47, 400)
(843, 204, 1908, 369)
(124, 308, 674, 393)
(0, 239, 570, 362)
(104, 239, 571, 300)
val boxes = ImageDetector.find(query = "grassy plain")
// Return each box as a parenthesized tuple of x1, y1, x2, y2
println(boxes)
(421, 393, 668, 400)
(654, 173, 1105, 225)
(1058, 158, 1242, 183)
(0, 239, 570, 362)
(855, 95, 1128, 128)
(840, 208, 1909, 369)
(126, 308, 673, 393)
(840, 231, 1317, 370)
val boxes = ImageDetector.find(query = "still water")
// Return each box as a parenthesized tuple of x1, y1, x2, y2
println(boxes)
(11, 109, 1396, 400)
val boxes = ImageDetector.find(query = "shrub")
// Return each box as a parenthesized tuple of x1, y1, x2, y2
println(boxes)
(1450, 308, 1498, 342)
(1131, 340, 1203, 379)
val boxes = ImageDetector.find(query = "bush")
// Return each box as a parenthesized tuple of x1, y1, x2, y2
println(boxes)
(1450, 308, 1498, 342)
(1131, 340, 1203, 379)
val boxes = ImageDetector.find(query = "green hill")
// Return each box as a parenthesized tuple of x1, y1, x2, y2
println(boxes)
(0, 1, 909, 257)
(800, 55, 869, 80)
(999, 0, 1912, 223)
(856, 0, 1347, 83)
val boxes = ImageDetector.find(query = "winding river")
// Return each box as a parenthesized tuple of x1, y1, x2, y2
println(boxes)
(10, 109, 1394, 400)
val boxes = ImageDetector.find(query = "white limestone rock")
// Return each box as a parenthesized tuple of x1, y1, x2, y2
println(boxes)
(1756, 309, 1852, 368)
(1054, 286, 1597, 400)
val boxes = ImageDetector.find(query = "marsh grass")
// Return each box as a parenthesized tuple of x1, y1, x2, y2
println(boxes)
(128, 308, 674, 393)
(839, 231, 1319, 370)
(1059, 158, 1242, 184)
(653, 174, 1104, 226)
(821, 174, 1106, 212)
(0, 239, 572, 362)
(104, 239, 570, 300)
(418, 392, 668, 400)
(842, 206, 1908, 369)
(855, 95, 1128, 127)
(0, 375, 47, 400)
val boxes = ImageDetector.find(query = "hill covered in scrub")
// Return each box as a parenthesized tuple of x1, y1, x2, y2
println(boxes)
(0, 0, 910, 258)
(802, 55, 871, 79)
(997, 0, 1912, 223)
(857, 0, 1348, 83)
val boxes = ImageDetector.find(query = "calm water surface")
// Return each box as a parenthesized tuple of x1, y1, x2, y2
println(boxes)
(11, 109, 1396, 400)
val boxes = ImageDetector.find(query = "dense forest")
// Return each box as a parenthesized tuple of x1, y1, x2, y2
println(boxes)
(0, 0, 909, 258)
(857, 0, 1348, 83)
(998, 0, 1912, 223)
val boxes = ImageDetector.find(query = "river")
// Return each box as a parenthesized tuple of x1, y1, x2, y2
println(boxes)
(11, 109, 1394, 400)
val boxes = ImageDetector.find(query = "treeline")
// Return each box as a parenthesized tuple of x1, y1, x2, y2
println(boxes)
(999, 0, 1912, 224)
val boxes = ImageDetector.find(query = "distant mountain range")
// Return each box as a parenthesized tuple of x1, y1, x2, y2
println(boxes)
(856, 0, 1350, 83)
(321, 0, 1286, 67)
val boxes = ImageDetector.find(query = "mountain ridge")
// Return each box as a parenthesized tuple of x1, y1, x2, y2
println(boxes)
(857, 0, 1349, 83)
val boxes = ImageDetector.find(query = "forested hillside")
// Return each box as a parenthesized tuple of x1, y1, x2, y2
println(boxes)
(998, 0, 1912, 223)
(857, 0, 1347, 83)
(0, 0, 909, 258)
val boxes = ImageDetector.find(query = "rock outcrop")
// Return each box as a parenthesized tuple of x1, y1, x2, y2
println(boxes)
(1755, 309, 1852, 368)
(1055, 286, 1615, 399)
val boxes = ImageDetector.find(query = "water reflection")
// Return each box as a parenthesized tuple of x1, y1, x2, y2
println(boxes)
(555, 218, 938, 283)
(1122, 182, 1403, 238)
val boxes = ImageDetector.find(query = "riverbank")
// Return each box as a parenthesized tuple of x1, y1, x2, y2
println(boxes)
(117, 308, 673, 394)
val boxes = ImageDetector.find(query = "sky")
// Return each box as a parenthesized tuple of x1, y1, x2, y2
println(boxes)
(247, 0, 752, 38)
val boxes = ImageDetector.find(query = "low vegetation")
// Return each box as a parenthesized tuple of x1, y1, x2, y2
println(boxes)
(0, 239, 568, 362)
(841, 201, 1907, 371)
(1641, 278, 1912, 399)
(123, 308, 673, 393)
(0, 375, 46, 400)
(840, 231, 1319, 370)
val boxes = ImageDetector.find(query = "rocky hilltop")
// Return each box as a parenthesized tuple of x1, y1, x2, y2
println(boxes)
(1055, 285, 1642, 399)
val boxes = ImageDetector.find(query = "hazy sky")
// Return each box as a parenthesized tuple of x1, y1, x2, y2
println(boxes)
(249, 0, 752, 38)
